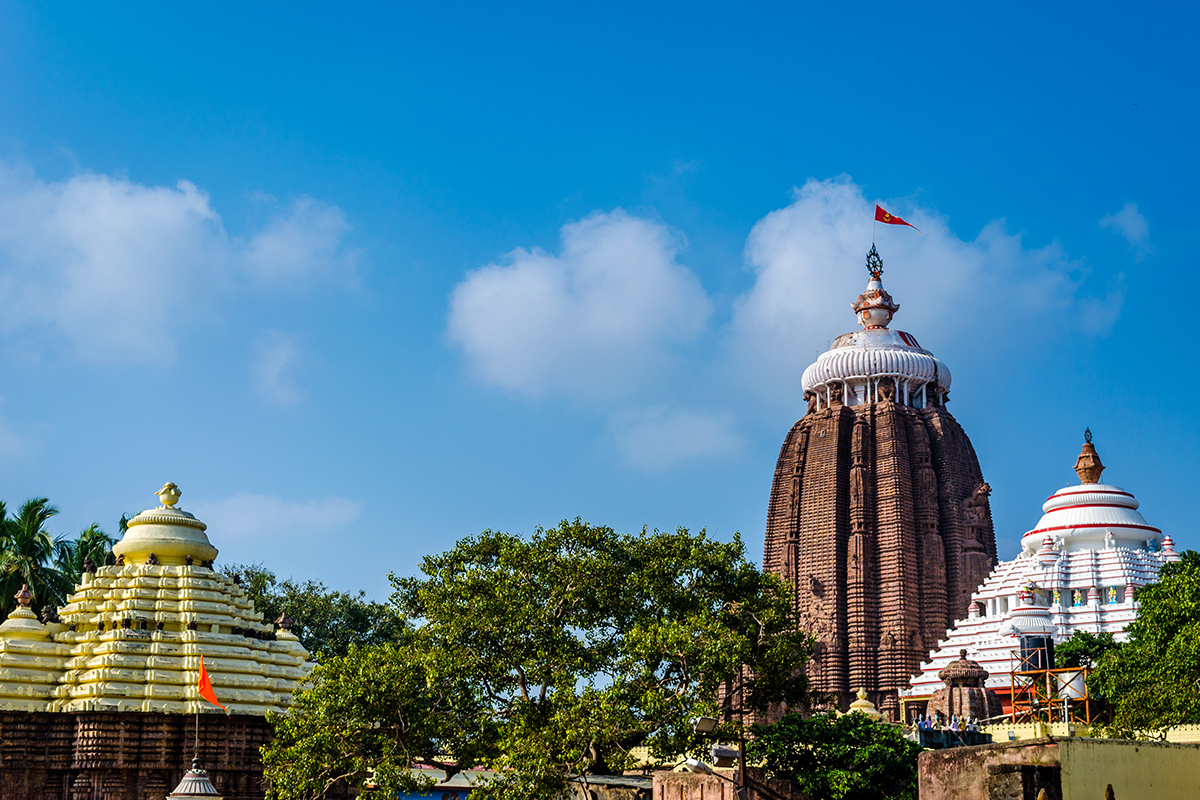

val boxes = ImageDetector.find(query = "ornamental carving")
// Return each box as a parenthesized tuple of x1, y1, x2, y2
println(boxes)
(962, 483, 992, 527)
(876, 376, 896, 403)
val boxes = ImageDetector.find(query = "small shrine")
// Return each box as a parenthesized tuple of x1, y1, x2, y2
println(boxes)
(926, 650, 1003, 723)
(844, 688, 884, 722)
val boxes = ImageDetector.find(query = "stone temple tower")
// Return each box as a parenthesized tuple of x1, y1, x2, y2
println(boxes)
(762, 247, 996, 718)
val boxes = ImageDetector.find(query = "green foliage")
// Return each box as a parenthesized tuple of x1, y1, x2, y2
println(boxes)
(0, 493, 122, 616)
(748, 711, 922, 800)
(1090, 550, 1200, 739)
(55, 523, 117, 586)
(1054, 630, 1117, 669)
(0, 498, 75, 615)
(262, 643, 482, 800)
(224, 563, 407, 659)
(264, 520, 812, 800)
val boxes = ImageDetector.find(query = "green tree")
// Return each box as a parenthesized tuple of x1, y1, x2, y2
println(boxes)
(263, 520, 812, 800)
(56, 523, 118, 586)
(1090, 550, 1200, 738)
(1055, 630, 1117, 669)
(224, 563, 407, 658)
(262, 643, 483, 799)
(748, 711, 922, 800)
(0, 498, 74, 615)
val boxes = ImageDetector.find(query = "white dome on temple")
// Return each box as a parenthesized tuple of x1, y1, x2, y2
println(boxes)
(801, 249, 951, 410)
(901, 437, 1179, 714)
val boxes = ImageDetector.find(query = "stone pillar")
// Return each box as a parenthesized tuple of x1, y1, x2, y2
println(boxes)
(846, 413, 876, 695)
(873, 398, 921, 694)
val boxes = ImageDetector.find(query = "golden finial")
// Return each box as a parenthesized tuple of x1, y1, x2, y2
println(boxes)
(156, 482, 182, 508)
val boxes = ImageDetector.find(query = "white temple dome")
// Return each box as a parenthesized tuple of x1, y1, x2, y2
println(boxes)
(998, 596, 1054, 637)
(801, 328, 951, 395)
(1020, 483, 1160, 556)
(800, 249, 951, 409)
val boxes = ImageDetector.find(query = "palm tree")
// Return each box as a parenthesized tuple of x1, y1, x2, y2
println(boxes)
(56, 522, 117, 586)
(0, 498, 74, 616)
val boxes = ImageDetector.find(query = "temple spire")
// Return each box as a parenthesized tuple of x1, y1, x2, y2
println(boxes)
(1074, 429, 1105, 484)
(852, 247, 900, 329)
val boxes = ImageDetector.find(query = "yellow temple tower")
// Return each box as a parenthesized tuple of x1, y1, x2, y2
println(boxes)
(0, 484, 313, 799)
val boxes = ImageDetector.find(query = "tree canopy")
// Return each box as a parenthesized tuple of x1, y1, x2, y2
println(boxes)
(748, 711, 922, 800)
(1090, 549, 1200, 738)
(0, 499, 117, 616)
(262, 643, 479, 799)
(1054, 630, 1117, 670)
(262, 520, 812, 800)
(223, 563, 407, 659)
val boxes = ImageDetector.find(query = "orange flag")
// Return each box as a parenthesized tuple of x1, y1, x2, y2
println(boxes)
(198, 656, 229, 715)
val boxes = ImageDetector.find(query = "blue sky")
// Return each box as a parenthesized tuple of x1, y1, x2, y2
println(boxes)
(0, 2, 1195, 598)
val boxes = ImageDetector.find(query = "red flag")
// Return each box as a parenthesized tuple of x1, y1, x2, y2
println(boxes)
(198, 656, 229, 715)
(875, 204, 921, 233)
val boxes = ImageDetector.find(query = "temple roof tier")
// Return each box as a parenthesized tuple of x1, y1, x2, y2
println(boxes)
(0, 486, 311, 715)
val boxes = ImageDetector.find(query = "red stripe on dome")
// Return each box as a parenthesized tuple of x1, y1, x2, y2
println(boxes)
(1025, 522, 1162, 536)
(1046, 503, 1138, 513)
(1045, 490, 1135, 502)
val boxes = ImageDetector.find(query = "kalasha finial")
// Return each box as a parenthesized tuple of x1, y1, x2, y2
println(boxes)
(275, 612, 294, 631)
(14, 584, 33, 607)
(866, 244, 884, 280)
(1074, 433, 1105, 485)
(853, 248, 900, 329)
(156, 482, 182, 508)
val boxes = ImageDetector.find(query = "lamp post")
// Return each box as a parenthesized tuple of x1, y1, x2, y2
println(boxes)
(691, 716, 747, 800)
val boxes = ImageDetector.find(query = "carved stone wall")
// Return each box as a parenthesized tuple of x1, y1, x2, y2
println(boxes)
(763, 396, 995, 714)
(0, 711, 341, 800)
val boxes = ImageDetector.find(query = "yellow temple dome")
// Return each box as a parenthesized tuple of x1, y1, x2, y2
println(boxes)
(0, 484, 311, 715)
(112, 482, 218, 567)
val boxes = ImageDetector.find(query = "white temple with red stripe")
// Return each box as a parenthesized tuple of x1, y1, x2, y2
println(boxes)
(901, 436, 1179, 707)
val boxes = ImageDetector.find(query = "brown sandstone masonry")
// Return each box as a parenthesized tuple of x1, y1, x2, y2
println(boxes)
(0, 711, 353, 800)
(763, 397, 995, 715)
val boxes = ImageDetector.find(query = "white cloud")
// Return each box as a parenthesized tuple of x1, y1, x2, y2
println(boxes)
(448, 177, 1124, 472)
(0, 162, 357, 364)
(607, 407, 745, 471)
(1100, 202, 1151, 259)
(446, 209, 711, 400)
(189, 493, 363, 548)
(253, 330, 303, 406)
(727, 176, 1123, 408)
(243, 197, 358, 286)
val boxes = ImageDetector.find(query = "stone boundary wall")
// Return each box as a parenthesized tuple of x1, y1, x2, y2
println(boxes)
(919, 736, 1200, 800)
(652, 768, 808, 800)
(0, 711, 328, 800)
